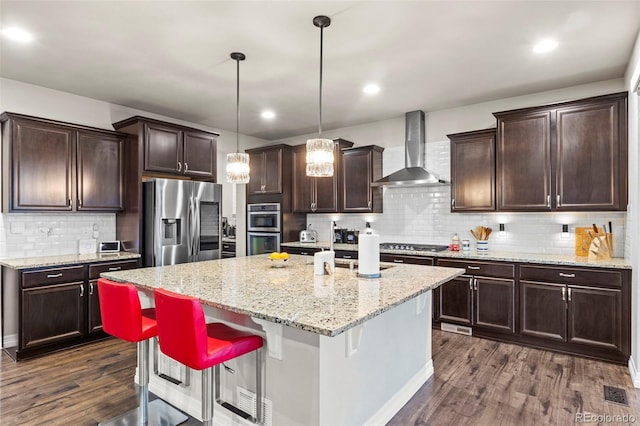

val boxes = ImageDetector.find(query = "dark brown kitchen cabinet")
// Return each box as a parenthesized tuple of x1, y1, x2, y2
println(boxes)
(448, 129, 496, 212)
(283, 246, 322, 256)
(292, 139, 353, 213)
(1, 258, 140, 361)
(143, 122, 216, 179)
(519, 264, 629, 362)
(246, 145, 289, 195)
(437, 259, 515, 334)
(1, 113, 125, 213)
(77, 130, 125, 211)
(341, 145, 384, 213)
(494, 92, 627, 211)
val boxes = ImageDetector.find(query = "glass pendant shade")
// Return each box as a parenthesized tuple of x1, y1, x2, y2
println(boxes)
(226, 152, 250, 183)
(306, 138, 334, 177)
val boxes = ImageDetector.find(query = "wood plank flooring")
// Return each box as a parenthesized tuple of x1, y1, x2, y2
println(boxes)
(2, 330, 639, 425)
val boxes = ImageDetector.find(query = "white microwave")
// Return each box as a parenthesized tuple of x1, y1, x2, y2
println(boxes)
(99, 241, 121, 253)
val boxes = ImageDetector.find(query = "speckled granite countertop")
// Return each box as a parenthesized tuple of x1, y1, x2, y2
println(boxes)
(0, 252, 141, 269)
(281, 241, 632, 270)
(101, 254, 464, 337)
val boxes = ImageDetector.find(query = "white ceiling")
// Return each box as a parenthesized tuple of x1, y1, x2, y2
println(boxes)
(1, 1, 639, 141)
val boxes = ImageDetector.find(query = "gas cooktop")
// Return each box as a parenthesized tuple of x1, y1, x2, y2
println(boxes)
(379, 242, 449, 252)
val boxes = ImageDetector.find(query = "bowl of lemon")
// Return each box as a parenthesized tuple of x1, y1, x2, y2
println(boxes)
(268, 252, 290, 268)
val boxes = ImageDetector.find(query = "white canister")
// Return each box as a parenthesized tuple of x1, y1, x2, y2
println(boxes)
(476, 240, 489, 254)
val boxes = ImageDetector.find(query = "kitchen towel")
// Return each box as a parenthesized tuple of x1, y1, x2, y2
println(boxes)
(314, 251, 335, 275)
(358, 233, 380, 278)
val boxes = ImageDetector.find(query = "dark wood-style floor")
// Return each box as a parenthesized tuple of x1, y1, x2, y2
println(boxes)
(2, 331, 639, 425)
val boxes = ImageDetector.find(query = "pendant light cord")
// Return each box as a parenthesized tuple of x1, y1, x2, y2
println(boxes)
(318, 24, 324, 136)
(236, 56, 240, 152)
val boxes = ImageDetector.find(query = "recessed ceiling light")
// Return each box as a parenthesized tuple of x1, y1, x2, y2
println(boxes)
(261, 110, 275, 120)
(1, 27, 34, 43)
(363, 84, 380, 95)
(533, 39, 558, 54)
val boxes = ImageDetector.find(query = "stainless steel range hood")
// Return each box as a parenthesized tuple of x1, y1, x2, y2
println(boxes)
(371, 110, 448, 187)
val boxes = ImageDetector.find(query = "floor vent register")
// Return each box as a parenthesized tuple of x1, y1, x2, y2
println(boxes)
(603, 385, 629, 406)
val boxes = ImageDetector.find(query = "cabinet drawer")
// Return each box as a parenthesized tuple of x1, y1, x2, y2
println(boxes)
(519, 265, 622, 288)
(89, 260, 139, 279)
(222, 243, 236, 252)
(286, 247, 321, 256)
(437, 259, 514, 278)
(335, 250, 357, 260)
(23, 266, 85, 288)
(380, 254, 434, 265)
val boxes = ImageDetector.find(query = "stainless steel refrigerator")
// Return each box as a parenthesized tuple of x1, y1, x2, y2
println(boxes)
(143, 178, 222, 267)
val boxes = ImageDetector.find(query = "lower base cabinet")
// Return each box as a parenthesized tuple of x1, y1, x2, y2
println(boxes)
(2, 258, 139, 361)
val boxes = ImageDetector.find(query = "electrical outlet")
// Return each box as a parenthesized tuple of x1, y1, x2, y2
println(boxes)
(10, 222, 25, 234)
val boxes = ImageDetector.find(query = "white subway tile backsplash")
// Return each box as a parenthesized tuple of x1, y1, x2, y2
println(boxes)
(0, 213, 116, 260)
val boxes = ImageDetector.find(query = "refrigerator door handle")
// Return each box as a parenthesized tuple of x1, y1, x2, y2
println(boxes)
(195, 200, 201, 256)
(186, 196, 193, 257)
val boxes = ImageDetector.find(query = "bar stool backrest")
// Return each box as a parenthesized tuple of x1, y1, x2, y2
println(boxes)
(154, 288, 211, 370)
(97, 278, 148, 342)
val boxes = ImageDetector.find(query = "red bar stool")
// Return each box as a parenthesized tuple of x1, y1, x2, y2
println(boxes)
(97, 278, 187, 425)
(153, 288, 264, 426)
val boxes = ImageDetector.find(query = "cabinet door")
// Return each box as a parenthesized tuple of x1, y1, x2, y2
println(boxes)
(21, 282, 85, 349)
(474, 277, 514, 333)
(438, 276, 473, 325)
(556, 99, 622, 210)
(248, 152, 265, 194)
(183, 130, 216, 179)
(314, 176, 338, 212)
(520, 281, 566, 341)
(292, 146, 313, 212)
(144, 123, 182, 174)
(342, 149, 372, 212)
(568, 285, 622, 350)
(496, 110, 552, 210)
(262, 149, 283, 193)
(87, 280, 102, 334)
(77, 131, 124, 211)
(11, 119, 75, 211)
(450, 130, 495, 211)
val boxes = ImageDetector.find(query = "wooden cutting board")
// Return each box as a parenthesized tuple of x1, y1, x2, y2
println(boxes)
(575, 226, 602, 257)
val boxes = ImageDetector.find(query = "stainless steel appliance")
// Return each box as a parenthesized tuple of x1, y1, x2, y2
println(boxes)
(380, 242, 449, 252)
(143, 178, 222, 266)
(247, 203, 281, 255)
(299, 225, 318, 243)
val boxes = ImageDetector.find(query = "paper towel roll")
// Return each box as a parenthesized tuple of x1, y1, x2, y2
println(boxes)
(314, 251, 335, 275)
(358, 233, 380, 278)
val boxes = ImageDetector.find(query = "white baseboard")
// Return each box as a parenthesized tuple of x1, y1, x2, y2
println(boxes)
(628, 356, 640, 388)
(2, 333, 18, 348)
(364, 360, 434, 426)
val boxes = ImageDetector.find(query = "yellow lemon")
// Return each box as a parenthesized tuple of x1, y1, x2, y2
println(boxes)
(269, 252, 280, 260)
(280, 252, 289, 260)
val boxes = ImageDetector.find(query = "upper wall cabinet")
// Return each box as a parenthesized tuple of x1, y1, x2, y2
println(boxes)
(494, 92, 627, 212)
(1, 113, 125, 212)
(113, 116, 218, 181)
(341, 145, 384, 213)
(246, 145, 290, 195)
(292, 139, 354, 213)
(448, 129, 496, 212)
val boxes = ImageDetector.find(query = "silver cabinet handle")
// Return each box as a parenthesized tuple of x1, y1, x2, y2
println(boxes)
(469, 277, 473, 290)
(184, 162, 188, 172)
(47, 273, 63, 279)
(568, 288, 572, 302)
(342, 255, 353, 259)
(108, 267, 122, 271)
(393, 259, 404, 263)
(368, 200, 372, 210)
(474, 278, 478, 291)
(547, 195, 551, 207)
(177, 161, 182, 172)
(300, 251, 308, 256)
(467, 266, 480, 270)
(78, 199, 82, 207)
(89, 282, 94, 295)
(451, 198, 455, 207)
(68, 199, 72, 207)
(79, 285, 84, 297)
(561, 287, 566, 301)
(557, 194, 561, 206)
(559, 273, 575, 278)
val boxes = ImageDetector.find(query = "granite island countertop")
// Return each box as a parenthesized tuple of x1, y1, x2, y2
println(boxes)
(101, 254, 464, 337)
(0, 252, 141, 270)
(281, 241, 632, 270)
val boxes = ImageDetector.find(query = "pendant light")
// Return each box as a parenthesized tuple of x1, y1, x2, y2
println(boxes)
(306, 15, 334, 177)
(226, 52, 250, 184)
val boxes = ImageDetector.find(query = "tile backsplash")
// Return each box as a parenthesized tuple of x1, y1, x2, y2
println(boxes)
(0, 213, 116, 259)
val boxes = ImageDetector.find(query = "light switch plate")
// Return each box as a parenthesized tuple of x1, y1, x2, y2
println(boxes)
(78, 239, 97, 254)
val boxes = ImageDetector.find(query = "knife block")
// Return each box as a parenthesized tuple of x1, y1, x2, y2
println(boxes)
(587, 233, 613, 260)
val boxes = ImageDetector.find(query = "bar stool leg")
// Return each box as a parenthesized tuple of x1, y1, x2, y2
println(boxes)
(138, 339, 149, 424)
(202, 367, 214, 426)
(214, 349, 264, 424)
(255, 348, 263, 424)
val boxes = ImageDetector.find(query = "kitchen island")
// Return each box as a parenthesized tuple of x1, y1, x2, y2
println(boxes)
(102, 254, 464, 425)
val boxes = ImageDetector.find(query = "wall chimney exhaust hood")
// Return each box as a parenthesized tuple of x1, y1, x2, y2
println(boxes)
(371, 110, 448, 187)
